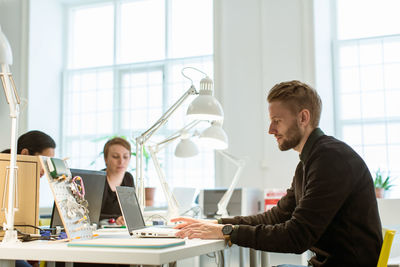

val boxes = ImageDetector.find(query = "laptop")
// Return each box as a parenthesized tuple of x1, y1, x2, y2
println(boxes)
(50, 168, 106, 228)
(116, 186, 179, 238)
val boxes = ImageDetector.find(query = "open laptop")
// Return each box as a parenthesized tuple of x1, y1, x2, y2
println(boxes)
(50, 168, 106, 228)
(116, 186, 179, 238)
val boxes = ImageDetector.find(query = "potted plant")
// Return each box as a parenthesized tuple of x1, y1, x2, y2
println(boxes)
(373, 169, 394, 198)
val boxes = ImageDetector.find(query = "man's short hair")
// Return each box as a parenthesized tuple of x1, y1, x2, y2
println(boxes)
(267, 80, 322, 128)
(103, 137, 132, 159)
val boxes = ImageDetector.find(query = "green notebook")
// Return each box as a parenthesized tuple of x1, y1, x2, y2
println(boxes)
(68, 238, 185, 249)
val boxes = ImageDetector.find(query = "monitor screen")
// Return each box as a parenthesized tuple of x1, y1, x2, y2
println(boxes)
(50, 168, 106, 228)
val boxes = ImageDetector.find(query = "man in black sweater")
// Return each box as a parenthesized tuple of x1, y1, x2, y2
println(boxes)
(172, 80, 382, 266)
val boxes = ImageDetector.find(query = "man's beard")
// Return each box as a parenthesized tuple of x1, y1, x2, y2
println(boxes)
(278, 122, 302, 151)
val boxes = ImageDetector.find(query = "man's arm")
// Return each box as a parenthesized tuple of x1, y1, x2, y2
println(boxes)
(229, 152, 354, 253)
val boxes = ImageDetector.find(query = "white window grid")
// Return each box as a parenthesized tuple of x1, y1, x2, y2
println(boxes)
(61, 0, 215, 203)
(333, 34, 400, 196)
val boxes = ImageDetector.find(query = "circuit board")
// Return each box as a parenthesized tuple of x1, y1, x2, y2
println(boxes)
(39, 156, 93, 240)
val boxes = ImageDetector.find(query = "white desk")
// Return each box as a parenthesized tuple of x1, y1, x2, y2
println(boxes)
(0, 231, 225, 266)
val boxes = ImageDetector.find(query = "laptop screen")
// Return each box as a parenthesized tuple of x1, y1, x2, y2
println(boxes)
(116, 186, 146, 232)
(50, 168, 106, 228)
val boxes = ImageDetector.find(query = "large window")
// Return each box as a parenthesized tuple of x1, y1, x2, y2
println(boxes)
(62, 0, 215, 204)
(334, 0, 400, 197)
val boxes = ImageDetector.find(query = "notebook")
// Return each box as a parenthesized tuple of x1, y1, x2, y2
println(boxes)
(116, 186, 179, 238)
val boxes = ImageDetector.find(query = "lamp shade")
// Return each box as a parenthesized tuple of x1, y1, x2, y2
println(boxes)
(0, 26, 13, 65)
(199, 121, 228, 150)
(174, 138, 199, 158)
(186, 76, 224, 121)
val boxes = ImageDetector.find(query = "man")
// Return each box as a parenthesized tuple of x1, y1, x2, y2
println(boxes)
(172, 81, 382, 266)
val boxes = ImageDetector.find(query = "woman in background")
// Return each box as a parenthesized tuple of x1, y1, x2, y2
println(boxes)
(100, 137, 134, 225)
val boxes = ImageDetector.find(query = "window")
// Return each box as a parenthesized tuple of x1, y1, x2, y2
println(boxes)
(62, 0, 215, 204)
(334, 0, 400, 197)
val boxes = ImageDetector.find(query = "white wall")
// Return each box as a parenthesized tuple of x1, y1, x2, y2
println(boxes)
(215, 0, 332, 191)
(0, 0, 29, 151)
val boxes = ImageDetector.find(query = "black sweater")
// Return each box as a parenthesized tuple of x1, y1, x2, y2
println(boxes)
(222, 128, 382, 266)
(100, 171, 134, 220)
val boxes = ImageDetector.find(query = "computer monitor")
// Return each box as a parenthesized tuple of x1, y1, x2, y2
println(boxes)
(50, 168, 106, 228)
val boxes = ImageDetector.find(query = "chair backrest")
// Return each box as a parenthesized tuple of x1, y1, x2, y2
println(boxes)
(377, 228, 396, 267)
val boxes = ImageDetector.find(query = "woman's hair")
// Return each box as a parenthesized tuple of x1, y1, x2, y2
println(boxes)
(267, 80, 322, 128)
(103, 137, 131, 159)
(16, 130, 56, 155)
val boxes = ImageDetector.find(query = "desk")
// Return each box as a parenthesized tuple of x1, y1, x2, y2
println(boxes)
(0, 231, 225, 266)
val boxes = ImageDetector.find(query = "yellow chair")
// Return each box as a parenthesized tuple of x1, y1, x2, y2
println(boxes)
(377, 228, 396, 267)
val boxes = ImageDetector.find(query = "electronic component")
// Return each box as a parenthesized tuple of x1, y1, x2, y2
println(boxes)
(47, 157, 71, 179)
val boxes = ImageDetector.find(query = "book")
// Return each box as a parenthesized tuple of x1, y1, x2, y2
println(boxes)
(68, 237, 185, 249)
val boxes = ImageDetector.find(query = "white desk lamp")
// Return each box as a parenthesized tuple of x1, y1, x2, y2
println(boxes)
(178, 122, 245, 218)
(135, 67, 224, 211)
(214, 150, 246, 218)
(0, 25, 21, 243)
(147, 120, 201, 220)
(149, 120, 229, 221)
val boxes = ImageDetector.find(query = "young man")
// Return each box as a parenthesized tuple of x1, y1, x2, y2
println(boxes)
(172, 81, 382, 266)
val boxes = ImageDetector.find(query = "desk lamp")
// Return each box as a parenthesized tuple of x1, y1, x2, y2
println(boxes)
(0, 25, 21, 243)
(135, 67, 224, 210)
(150, 120, 229, 221)
(176, 122, 245, 218)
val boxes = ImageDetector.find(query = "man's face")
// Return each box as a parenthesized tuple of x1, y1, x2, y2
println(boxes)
(268, 101, 303, 151)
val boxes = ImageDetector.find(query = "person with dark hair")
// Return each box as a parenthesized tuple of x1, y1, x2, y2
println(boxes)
(172, 81, 382, 266)
(100, 137, 134, 225)
(1, 130, 56, 157)
(1, 130, 55, 267)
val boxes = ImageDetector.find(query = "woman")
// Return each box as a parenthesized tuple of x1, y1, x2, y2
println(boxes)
(100, 137, 134, 225)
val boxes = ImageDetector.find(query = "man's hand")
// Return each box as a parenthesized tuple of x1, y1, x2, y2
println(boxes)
(171, 217, 218, 229)
(174, 222, 225, 239)
(116, 215, 125, 225)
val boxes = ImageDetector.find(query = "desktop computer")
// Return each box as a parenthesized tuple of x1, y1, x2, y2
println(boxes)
(199, 188, 264, 218)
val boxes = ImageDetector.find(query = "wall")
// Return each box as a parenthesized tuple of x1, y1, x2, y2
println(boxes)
(214, 0, 331, 191)
(0, 0, 29, 151)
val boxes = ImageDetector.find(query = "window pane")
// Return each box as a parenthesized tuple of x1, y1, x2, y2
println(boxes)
(170, 0, 213, 58)
(339, 67, 360, 93)
(342, 125, 362, 146)
(387, 123, 400, 144)
(359, 41, 382, 65)
(383, 37, 400, 63)
(386, 90, 400, 117)
(119, 0, 165, 63)
(361, 92, 385, 118)
(70, 4, 114, 68)
(120, 70, 163, 130)
(340, 93, 361, 119)
(384, 64, 400, 89)
(339, 44, 359, 67)
(363, 124, 386, 145)
(337, 0, 400, 40)
(363, 145, 388, 172)
(360, 66, 383, 92)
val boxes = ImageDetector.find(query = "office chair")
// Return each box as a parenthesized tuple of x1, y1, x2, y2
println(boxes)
(377, 228, 396, 267)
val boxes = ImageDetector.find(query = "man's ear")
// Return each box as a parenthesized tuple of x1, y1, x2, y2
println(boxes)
(299, 109, 311, 126)
(20, 148, 30, 155)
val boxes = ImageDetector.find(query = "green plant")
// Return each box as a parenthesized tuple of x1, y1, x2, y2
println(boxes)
(374, 169, 394, 191)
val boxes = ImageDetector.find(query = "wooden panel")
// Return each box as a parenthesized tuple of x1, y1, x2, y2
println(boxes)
(0, 153, 40, 236)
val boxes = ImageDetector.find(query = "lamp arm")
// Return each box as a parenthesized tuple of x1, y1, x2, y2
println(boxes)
(135, 85, 197, 210)
(148, 146, 180, 220)
(1, 63, 21, 243)
(216, 150, 246, 218)
(155, 120, 201, 152)
(139, 85, 197, 144)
